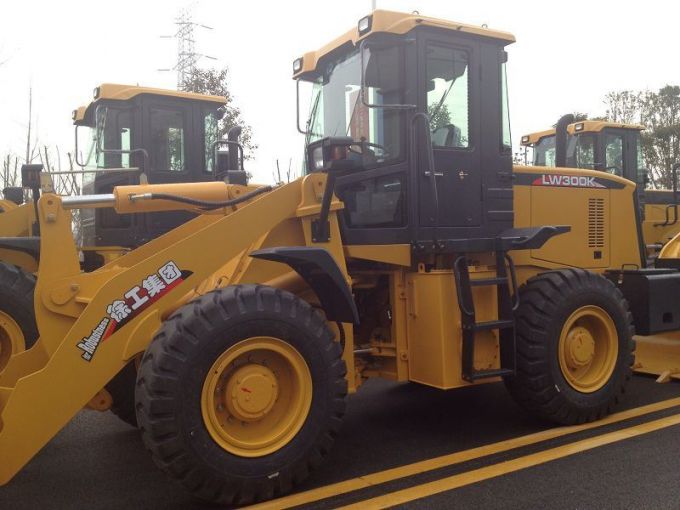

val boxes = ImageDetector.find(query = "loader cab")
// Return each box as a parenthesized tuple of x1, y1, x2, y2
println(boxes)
(521, 122, 646, 187)
(74, 84, 227, 248)
(294, 10, 515, 249)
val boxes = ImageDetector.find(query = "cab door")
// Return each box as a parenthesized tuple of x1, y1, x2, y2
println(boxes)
(142, 99, 197, 241)
(417, 36, 481, 237)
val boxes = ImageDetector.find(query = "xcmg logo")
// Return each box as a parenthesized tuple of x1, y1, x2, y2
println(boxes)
(532, 174, 606, 189)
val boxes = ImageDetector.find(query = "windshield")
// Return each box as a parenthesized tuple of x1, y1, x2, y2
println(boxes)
(304, 45, 405, 168)
(96, 106, 133, 168)
(571, 134, 596, 169)
(533, 135, 556, 166)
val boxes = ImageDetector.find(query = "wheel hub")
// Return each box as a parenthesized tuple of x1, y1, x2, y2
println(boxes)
(0, 310, 25, 369)
(558, 305, 619, 393)
(225, 365, 278, 421)
(565, 326, 595, 368)
(201, 336, 312, 457)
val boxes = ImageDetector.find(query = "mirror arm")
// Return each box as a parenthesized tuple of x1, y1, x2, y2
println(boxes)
(74, 125, 86, 168)
(411, 112, 439, 233)
(311, 173, 337, 243)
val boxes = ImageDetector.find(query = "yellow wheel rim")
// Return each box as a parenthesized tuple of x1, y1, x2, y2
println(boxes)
(558, 305, 618, 393)
(201, 336, 312, 457)
(0, 310, 25, 369)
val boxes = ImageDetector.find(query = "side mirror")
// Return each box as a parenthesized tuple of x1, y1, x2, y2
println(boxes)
(216, 150, 248, 185)
(215, 106, 227, 121)
(307, 137, 361, 173)
(213, 127, 247, 185)
(21, 164, 43, 190)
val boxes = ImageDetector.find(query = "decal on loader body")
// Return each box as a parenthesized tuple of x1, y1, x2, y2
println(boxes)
(532, 174, 606, 188)
(76, 260, 192, 361)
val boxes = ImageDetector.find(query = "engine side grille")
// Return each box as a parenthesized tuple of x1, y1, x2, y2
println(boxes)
(588, 198, 605, 248)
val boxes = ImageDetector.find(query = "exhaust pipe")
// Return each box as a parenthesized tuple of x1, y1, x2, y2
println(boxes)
(555, 114, 574, 168)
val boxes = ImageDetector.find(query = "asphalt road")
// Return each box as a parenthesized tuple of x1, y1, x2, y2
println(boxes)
(1, 375, 680, 509)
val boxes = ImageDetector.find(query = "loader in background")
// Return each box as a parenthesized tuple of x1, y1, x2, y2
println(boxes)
(0, 84, 242, 423)
(520, 119, 680, 252)
(1, 9, 680, 506)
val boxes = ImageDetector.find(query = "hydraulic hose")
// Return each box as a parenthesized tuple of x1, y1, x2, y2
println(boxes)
(131, 185, 273, 210)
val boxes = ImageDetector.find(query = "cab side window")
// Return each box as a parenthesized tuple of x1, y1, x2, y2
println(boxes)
(203, 110, 219, 173)
(340, 175, 405, 228)
(150, 108, 186, 172)
(426, 44, 470, 148)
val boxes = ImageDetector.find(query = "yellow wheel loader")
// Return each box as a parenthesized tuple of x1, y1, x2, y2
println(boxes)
(520, 118, 680, 251)
(0, 9, 677, 506)
(0, 85, 239, 425)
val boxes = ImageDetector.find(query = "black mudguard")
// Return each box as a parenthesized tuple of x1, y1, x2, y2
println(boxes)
(250, 247, 359, 324)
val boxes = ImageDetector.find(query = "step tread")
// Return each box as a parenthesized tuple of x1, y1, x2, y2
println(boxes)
(471, 319, 514, 331)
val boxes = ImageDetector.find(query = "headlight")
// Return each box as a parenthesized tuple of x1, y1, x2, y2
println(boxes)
(93, 86, 100, 99)
(574, 122, 584, 132)
(72, 110, 78, 121)
(358, 15, 372, 35)
(311, 145, 325, 170)
(293, 58, 303, 74)
(521, 135, 529, 144)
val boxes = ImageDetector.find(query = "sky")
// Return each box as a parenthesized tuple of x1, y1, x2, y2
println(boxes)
(0, 0, 678, 184)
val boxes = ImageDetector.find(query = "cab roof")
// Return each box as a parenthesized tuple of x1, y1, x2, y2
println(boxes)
(73, 83, 226, 124)
(520, 120, 645, 146)
(293, 9, 515, 79)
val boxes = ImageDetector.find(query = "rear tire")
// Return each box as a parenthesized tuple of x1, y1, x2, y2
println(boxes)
(0, 262, 38, 369)
(505, 269, 634, 425)
(135, 284, 347, 506)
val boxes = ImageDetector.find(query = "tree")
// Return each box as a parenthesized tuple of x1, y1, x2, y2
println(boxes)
(600, 86, 680, 189)
(638, 86, 680, 189)
(428, 102, 452, 131)
(603, 90, 642, 124)
(181, 67, 256, 159)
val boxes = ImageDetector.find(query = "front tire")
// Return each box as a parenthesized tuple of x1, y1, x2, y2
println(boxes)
(0, 262, 38, 369)
(135, 285, 347, 506)
(505, 269, 634, 425)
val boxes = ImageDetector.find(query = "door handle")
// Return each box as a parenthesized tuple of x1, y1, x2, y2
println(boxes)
(423, 171, 444, 177)
(458, 170, 468, 180)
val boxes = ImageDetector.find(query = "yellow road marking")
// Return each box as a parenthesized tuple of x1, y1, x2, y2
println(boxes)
(247, 397, 680, 509)
(340, 412, 680, 509)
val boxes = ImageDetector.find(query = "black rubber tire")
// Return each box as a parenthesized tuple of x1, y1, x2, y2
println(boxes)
(504, 269, 634, 425)
(105, 361, 138, 428)
(135, 284, 347, 506)
(0, 262, 38, 358)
